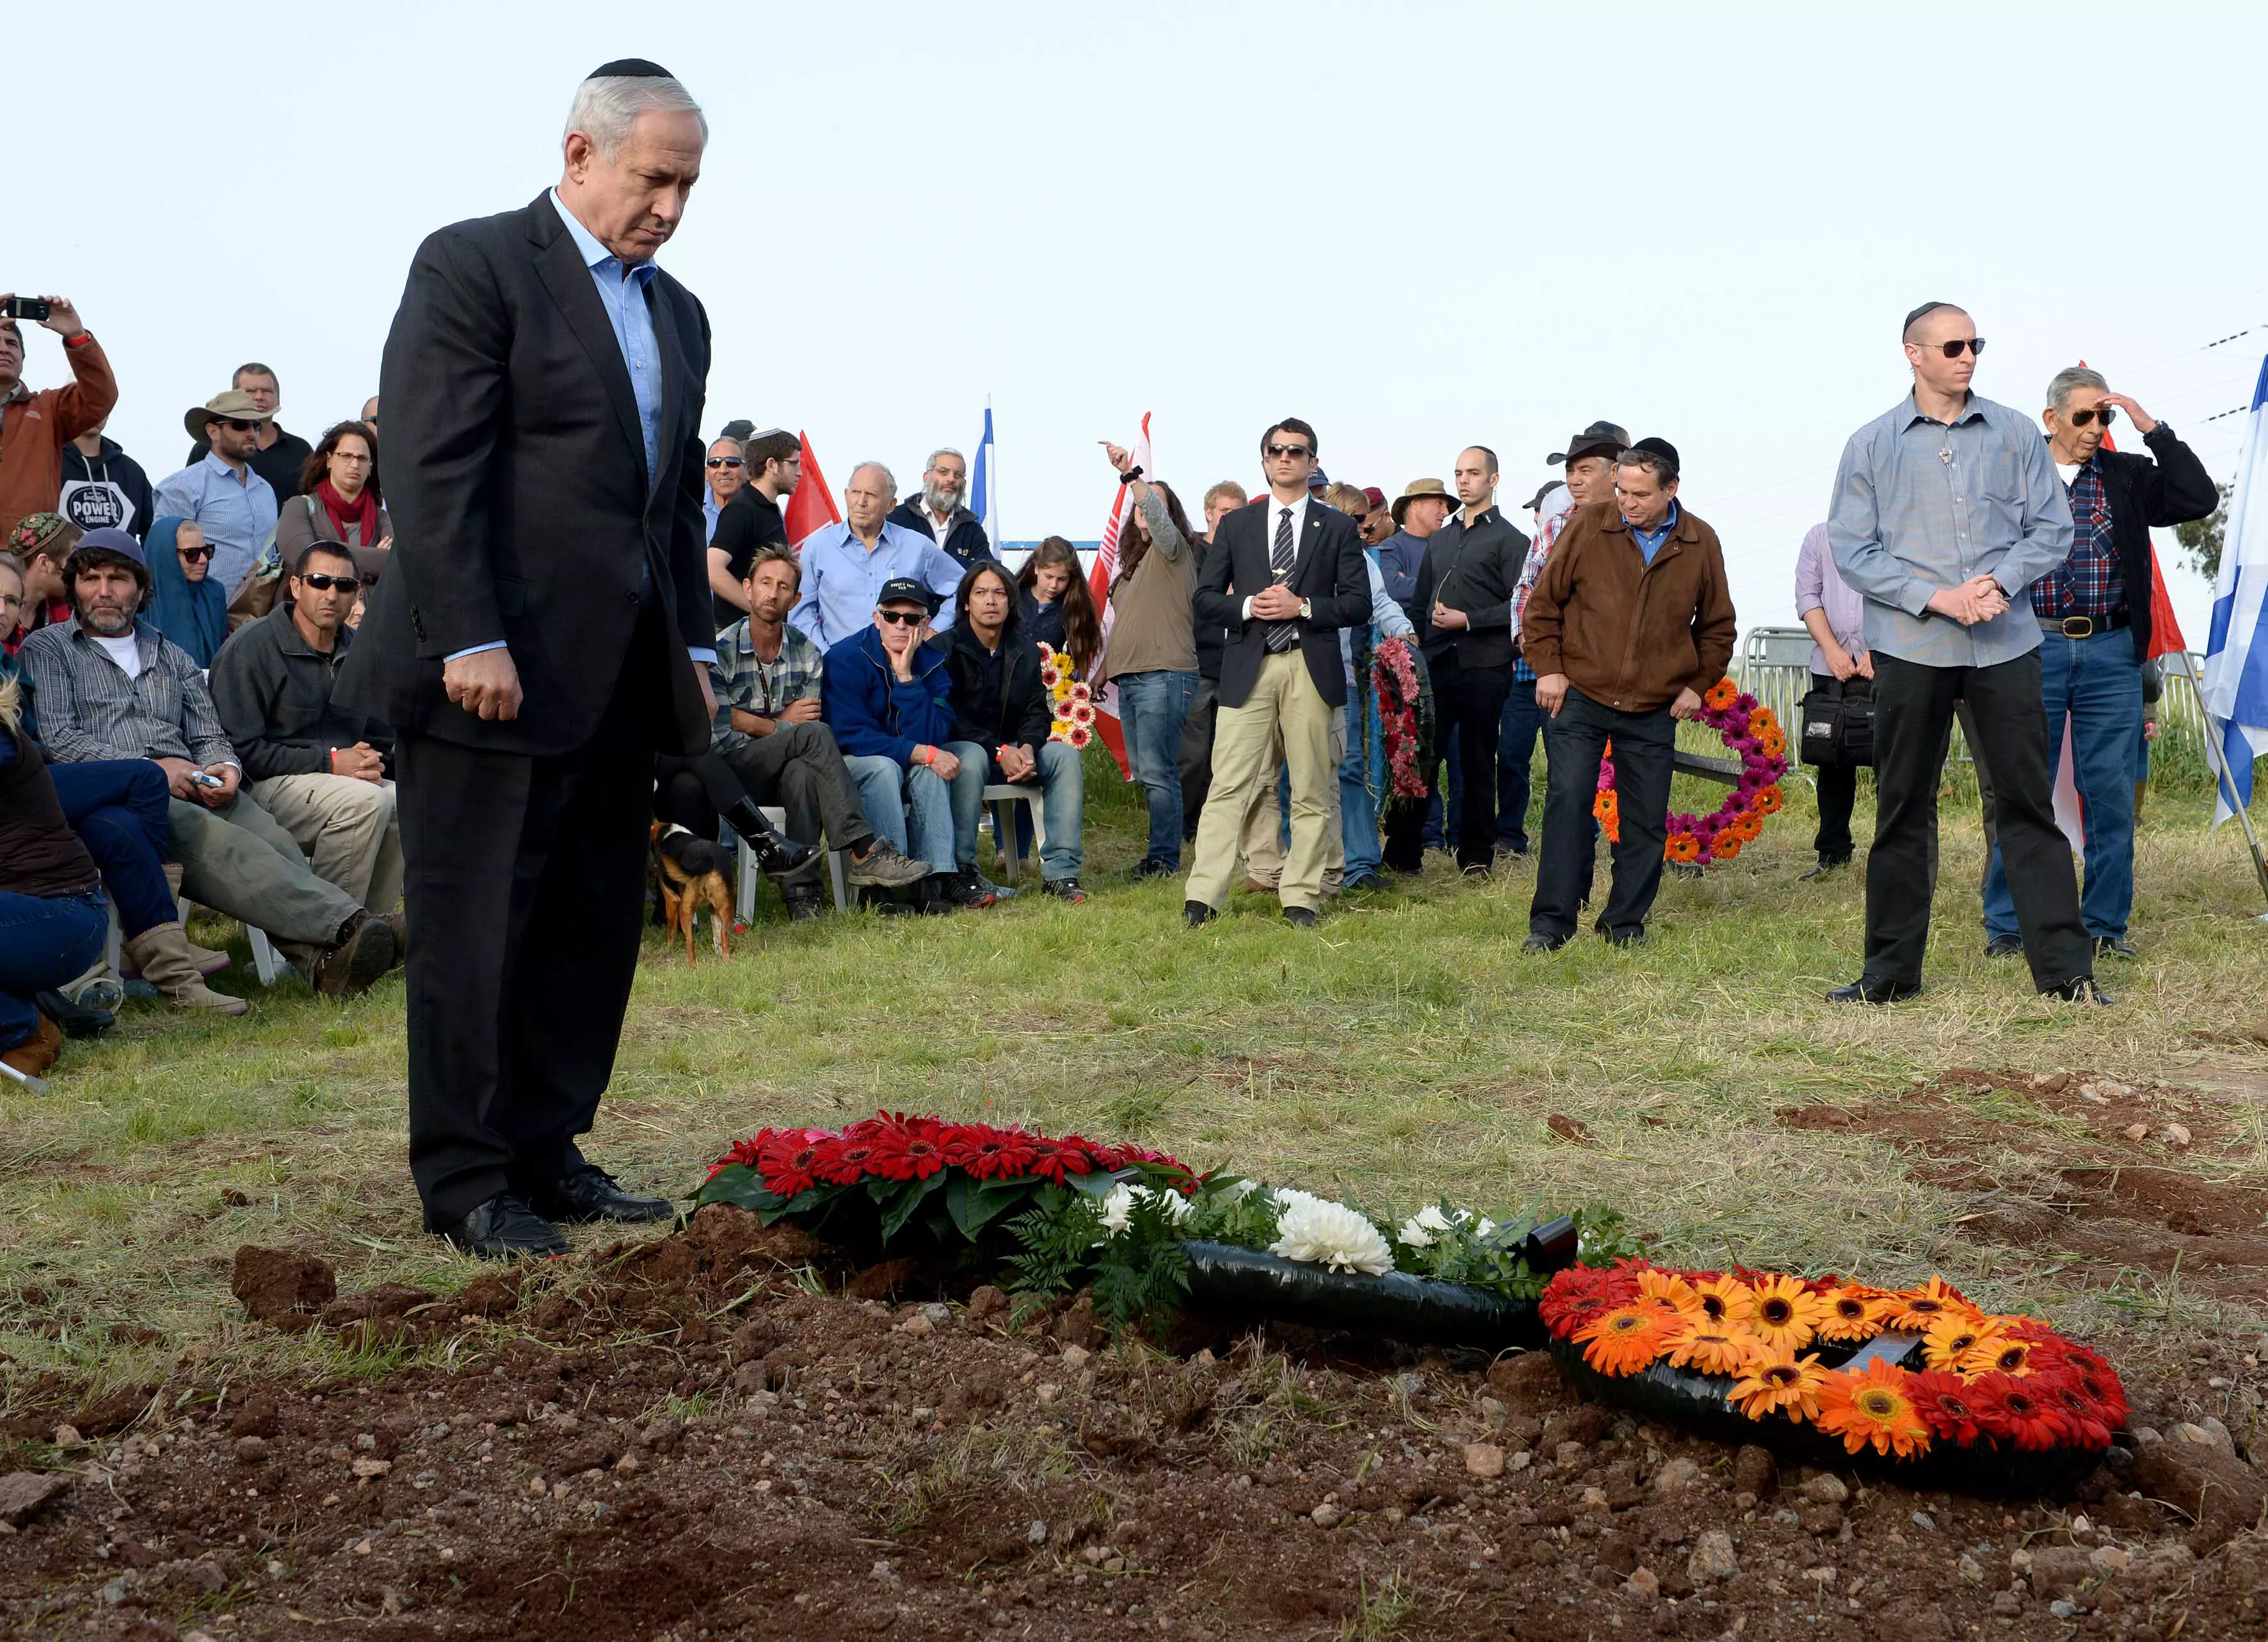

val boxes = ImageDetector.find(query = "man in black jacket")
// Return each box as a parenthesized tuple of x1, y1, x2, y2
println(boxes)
(1979, 367, 2219, 962)
(888, 447, 994, 572)
(939, 563, 1086, 901)
(335, 61, 810, 1259)
(211, 543, 400, 914)
(1396, 446, 1529, 877)
(1183, 418, 1371, 927)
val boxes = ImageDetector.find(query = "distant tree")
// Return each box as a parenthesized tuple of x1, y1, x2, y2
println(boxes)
(2176, 482, 2232, 582)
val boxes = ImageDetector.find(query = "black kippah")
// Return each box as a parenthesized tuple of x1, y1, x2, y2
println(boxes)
(1902, 300, 1954, 336)
(588, 58, 673, 79)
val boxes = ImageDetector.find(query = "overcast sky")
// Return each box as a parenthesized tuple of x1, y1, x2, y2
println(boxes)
(22, 1, 2264, 646)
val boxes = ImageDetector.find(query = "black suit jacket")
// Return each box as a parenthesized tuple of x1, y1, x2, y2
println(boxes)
(2094, 426, 2219, 663)
(1412, 504, 1529, 670)
(335, 191, 713, 758)
(1194, 496, 1371, 709)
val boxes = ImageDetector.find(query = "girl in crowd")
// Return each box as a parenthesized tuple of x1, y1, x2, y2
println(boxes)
(1013, 536, 1102, 679)
(145, 517, 229, 668)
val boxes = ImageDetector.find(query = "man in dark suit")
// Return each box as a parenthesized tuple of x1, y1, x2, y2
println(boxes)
(336, 61, 808, 1258)
(1183, 418, 1370, 927)
(1401, 445, 1529, 878)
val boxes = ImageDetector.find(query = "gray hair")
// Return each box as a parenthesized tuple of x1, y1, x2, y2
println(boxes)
(2046, 364, 2109, 415)
(564, 74, 708, 162)
(849, 460, 898, 499)
(1615, 446, 1677, 488)
(924, 447, 966, 472)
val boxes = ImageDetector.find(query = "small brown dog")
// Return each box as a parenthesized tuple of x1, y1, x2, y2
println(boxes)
(650, 822, 734, 964)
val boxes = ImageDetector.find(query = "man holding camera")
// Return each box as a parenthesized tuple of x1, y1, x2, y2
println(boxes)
(0, 295, 117, 542)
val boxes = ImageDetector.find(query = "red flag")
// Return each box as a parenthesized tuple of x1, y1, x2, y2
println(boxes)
(1081, 414, 1152, 778)
(782, 430, 840, 548)
(2088, 383, 2187, 658)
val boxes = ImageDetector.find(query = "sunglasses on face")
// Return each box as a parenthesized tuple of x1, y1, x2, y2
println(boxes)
(220, 417, 260, 431)
(1914, 337, 1986, 359)
(875, 608, 924, 626)
(176, 545, 213, 561)
(2068, 405, 2118, 429)
(299, 572, 361, 593)
(706, 456, 744, 469)
(1265, 443, 1312, 459)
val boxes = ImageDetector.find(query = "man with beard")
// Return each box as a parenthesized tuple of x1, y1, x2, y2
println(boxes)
(20, 530, 396, 995)
(889, 447, 994, 572)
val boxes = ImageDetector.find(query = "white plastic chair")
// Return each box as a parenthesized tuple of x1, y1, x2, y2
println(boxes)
(981, 784, 1047, 879)
(177, 896, 282, 988)
(732, 807, 849, 923)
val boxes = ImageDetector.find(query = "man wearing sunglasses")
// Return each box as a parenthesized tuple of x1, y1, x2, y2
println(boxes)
(154, 390, 282, 595)
(700, 435, 744, 544)
(1826, 301, 2099, 1006)
(1975, 367, 2219, 965)
(211, 543, 401, 919)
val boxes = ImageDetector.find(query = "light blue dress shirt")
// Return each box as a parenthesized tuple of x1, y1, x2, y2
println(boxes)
(1828, 391, 2073, 669)
(787, 522, 967, 650)
(1628, 501, 1680, 568)
(1340, 552, 1415, 688)
(451, 195, 711, 664)
(151, 453, 278, 595)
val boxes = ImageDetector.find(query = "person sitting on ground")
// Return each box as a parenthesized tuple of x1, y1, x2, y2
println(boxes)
(209, 544, 403, 917)
(0, 672, 111, 1081)
(654, 545, 928, 920)
(18, 529, 397, 995)
(272, 421, 392, 622)
(0, 552, 241, 1024)
(940, 561, 1087, 903)
(144, 518, 229, 669)
(4, 513, 80, 656)
(1012, 536, 1102, 675)
(819, 577, 994, 913)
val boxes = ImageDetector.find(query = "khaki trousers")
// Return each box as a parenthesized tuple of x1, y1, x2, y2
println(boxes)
(1240, 708, 1348, 892)
(1187, 652, 1336, 912)
(249, 773, 404, 911)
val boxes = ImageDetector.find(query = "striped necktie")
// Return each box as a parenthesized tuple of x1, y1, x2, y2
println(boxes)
(1265, 504, 1298, 653)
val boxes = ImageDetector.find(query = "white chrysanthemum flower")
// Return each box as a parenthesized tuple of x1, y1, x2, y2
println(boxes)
(1270, 1195, 1395, 1276)
(1474, 1217, 1497, 1240)
(1398, 1203, 1457, 1248)
(1096, 1182, 1194, 1239)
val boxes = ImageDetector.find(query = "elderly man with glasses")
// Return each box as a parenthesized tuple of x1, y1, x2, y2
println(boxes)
(154, 390, 282, 593)
(701, 434, 744, 543)
(1826, 301, 2100, 1006)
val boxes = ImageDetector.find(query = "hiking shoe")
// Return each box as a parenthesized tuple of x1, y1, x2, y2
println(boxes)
(930, 871, 995, 911)
(1129, 856, 1178, 881)
(846, 837, 930, 889)
(380, 910, 408, 967)
(314, 914, 396, 999)
(1041, 877, 1087, 903)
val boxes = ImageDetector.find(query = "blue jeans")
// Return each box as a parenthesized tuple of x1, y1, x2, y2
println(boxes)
(944, 740, 1085, 881)
(1114, 669, 1196, 867)
(0, 889, 109, 1052)
(1496, 675, 1544, 851)
(50, 759, 175, 937)
(1982, 625, 2142, 941)
(1340, 701, 1385, 877)
(843, 755, 956, 876)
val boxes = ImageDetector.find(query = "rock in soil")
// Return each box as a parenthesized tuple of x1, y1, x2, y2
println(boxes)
(1733, 1442, 1778, 1497)
(0, 1471, 67, 1527)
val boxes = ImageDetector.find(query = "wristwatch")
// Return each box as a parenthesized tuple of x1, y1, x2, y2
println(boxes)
(1299, 598, 1313, 621)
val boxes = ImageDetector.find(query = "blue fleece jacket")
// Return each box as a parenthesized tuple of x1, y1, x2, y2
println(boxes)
(821, 625, 956, 765)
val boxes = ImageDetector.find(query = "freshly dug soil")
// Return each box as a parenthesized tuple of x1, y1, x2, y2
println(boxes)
(2, 1207, 2264, 1641)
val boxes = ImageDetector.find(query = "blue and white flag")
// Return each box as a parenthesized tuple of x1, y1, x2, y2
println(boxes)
(970, 404, 997, 550)
(2203, 353, 2268, 826)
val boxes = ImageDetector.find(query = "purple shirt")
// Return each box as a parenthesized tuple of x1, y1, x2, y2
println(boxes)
(1794, 522, 1865, 675)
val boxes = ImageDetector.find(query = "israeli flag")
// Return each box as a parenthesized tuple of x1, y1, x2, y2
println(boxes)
(2204, 353, 2268, 825)
(971, 403, 997, 549)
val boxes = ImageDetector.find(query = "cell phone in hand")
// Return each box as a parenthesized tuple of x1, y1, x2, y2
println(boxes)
(2, 297, 51, 321)
(188, 770, 225, 789)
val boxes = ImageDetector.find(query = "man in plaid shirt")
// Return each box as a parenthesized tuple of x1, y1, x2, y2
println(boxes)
(704, 546, 924, 917)
(1979, 367, 2219, 962)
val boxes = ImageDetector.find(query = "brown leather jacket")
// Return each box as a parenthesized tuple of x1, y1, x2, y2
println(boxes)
(1520, 498, 1737, 713)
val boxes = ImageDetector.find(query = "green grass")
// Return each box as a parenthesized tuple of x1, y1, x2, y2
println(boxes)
(4, 745, 2265, 1402)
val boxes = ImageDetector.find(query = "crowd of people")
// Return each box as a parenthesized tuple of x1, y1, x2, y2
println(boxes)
(0, 274, 2222, 1085)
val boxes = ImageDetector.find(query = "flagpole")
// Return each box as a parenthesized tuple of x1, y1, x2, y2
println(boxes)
(988, 395, 999, 547)
(2169, 647, 2268, 914)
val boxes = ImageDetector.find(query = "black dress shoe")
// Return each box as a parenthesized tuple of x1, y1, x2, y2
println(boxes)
(529, 1166, 675, 1226)
(1983, 933, 2025, 960)
(442, 1192, 569, 1259)
(1283, 906, 1319, 928)
(1182, 900, 1216, 928)
(2045, 976, 2113, 1006)
(1798, 853, 1851, 882)
(1602, 926, 1646, 947)
(2094, 934, 2138, 960)
(723, 799, 820, 877)
(1826, 976, 1923, 1004)
(1521, 933, 1568, 954)
(35, 988, 115, 1040)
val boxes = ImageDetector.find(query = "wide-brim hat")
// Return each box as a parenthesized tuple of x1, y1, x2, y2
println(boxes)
(184, 389, 273, 443)
(1390, 478, 1455, 524)
(1547, 420, 1630, 467)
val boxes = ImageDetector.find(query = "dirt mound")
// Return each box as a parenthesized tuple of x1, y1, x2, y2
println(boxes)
(3, 1209, 2263, 1639)
(229, 1245, 338, 1329)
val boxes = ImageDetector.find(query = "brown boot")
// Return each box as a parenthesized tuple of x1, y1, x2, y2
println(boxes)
(152, 863, 229, 974)
(2, 1015, 63, 1079)
(123, 923, 250, 1016)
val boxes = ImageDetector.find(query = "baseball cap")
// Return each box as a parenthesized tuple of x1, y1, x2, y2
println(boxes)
(876, 577, 933, 609)
(1547, 421, 1630, 467)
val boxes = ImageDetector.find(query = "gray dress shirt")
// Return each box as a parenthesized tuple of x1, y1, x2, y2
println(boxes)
(1826, 391, 2073, 668)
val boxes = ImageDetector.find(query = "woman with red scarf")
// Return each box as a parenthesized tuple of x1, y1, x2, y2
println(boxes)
(274, 420, 390, 625)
